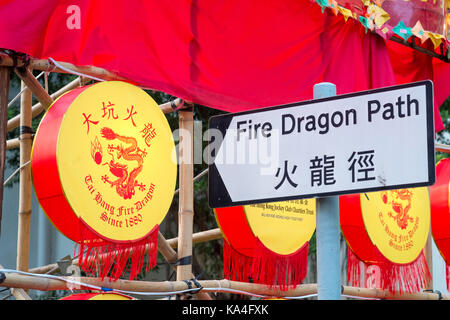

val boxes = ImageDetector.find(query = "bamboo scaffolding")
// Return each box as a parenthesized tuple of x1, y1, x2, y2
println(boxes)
(176, 108, 195, 296)
(1, 272, 448, 300)
(15, 72, 32, 283)
(0, 68, 9, 232)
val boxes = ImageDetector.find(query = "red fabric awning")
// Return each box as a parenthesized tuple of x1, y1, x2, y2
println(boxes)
(0, 0, 447, 131)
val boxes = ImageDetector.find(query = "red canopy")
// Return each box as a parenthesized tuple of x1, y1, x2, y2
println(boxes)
(0, 0, 447, 131)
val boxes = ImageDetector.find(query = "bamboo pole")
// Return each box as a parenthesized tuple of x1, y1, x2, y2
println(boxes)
(388, 36, 449, 63)
(0, 53, 127, 82)
(0, 67, 9, 233)
(6, 137, 20, 150)
(341, 285, 447, 300)
(1, 272, 448, 300)
(176, 109, 194, 287)
(423, 233, 433, 290)
(15, 71, 33, 277)
(436, 143, 450, 154)
(14, 67, 53, 110)
(27, 264, 59, 276)
(159, 98, 185, 114)
(166, 228, 222, 249)
(31, 59, 127, 81)
(0, 53, 14, 67)
(0, 264, 31, 300)
(157, 232, 179, 265)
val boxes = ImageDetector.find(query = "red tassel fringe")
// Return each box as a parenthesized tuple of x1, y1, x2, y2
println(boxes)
(252, 238, 309, 290)
(222, 239, 309, 290)
(347, 246, 365, 288)
(222, 239, 255, 283)
(347, 248, 431, 294)
(75, 224, 159, 281)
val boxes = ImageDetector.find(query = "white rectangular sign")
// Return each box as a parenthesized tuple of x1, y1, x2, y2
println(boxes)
(208, 81, 435, 208)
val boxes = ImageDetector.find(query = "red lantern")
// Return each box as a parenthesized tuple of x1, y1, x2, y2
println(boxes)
(340, 188, 431, 294)
(214, 200, 314, 290)
(32, 81, 177, 281)
(430, 158, 450, 291)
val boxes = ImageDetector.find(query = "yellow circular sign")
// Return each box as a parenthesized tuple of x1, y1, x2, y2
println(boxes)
(57, 81, 177, 242)
(361, 188, 430, 264)
(244, 199, 316, 255)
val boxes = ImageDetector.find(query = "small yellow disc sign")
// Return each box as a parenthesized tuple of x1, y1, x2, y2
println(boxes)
(244, 199, 316, 255)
